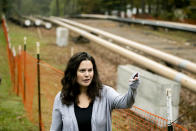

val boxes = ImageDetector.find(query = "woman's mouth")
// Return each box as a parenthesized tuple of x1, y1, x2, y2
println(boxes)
(83, 79, 90, 83)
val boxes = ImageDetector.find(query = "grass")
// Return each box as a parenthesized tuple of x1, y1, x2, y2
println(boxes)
(0, 20, 68, 130)
(0, 21, 65, 131)
(7, 22, 46, 55)
(0, 22, 39, 130)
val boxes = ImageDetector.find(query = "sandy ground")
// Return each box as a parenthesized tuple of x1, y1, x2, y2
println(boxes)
(37, 19, 196, 130)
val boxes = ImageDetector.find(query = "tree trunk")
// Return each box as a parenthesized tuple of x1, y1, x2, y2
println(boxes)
(130, 0, 133, 10)
(148, 1, 151, 14)
(71, 0, 75, 15)
(136, 7, 139, 14)
(155, 0, 160, 17)
(2, 0, 8, 14)
(141, 0, 145, 14)
(64, 0, 66, 15)
(56, 0, 60, 16)
(17, 0, 21, 13)
(147, 0, 152, 14)
(74, 0, 78, 14)
(64, 0, 69, 15)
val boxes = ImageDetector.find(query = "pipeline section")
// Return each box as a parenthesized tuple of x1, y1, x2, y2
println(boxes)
(52, 16, 196, 74)
(46, 17, 196, 93)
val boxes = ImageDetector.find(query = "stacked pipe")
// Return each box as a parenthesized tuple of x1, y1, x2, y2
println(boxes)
(9, 16, 31, 27)
(25, 16, 52, 29)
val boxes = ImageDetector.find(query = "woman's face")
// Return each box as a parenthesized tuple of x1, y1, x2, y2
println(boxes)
(77, 60, 94, 88)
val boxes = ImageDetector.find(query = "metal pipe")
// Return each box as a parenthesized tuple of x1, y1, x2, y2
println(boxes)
(77, 14, 196, 33)
(47, 18, 196, 93)
(9, 16, 31, 27)
(53, 16, 196, 74)
(26, 17, 52, 29)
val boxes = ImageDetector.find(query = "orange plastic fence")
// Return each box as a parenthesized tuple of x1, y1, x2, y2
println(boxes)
(112, 108, 187, 131)
(2, 17, 188, 131)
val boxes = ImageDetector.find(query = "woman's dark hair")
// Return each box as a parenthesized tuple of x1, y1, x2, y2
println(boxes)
(60, 52, 102, 105)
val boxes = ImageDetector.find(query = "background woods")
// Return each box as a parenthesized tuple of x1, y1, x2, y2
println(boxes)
(0, 0, 195, 22)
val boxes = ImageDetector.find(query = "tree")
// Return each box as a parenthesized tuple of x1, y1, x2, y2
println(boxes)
(141, 0, 145, 14)
(0, 0, 12, 16)
(56, 0, 60, 16)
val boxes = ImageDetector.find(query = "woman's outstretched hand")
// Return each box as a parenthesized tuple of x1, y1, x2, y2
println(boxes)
(129, 73, 140, 90)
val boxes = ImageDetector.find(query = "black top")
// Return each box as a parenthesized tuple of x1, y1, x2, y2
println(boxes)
(74, 102, 94, 131)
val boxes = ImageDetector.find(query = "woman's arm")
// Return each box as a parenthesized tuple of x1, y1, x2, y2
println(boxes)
(106, 73, 140, 109)
(50, 92, 63, 131)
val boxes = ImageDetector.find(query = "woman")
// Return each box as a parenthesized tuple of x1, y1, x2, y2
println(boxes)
(50, 52, 139, 131)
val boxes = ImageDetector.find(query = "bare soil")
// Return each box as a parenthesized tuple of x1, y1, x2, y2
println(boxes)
(35, 19, 196, 130)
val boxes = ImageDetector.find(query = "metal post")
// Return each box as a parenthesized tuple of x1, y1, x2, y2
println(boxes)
(166, 88, 173, 131)
(168, 124, 173, 131)
(18, 45, 22, 97)
(36, 42, 42, 131)
(23, 37, 27, 102)
(12, 46, 17, 95)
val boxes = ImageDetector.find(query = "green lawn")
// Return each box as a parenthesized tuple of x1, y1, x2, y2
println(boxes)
(0, 22, 38, 131)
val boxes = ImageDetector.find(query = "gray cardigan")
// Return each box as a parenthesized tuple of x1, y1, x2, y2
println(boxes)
(50, 85, 137, 131)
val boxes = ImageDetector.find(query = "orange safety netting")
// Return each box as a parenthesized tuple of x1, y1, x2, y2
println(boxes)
(2, 17, 188, 131)
(112, 107, 187, 131)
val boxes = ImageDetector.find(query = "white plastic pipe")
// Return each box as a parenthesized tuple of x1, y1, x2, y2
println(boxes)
(47, 18, 196, 93)
(53, 16, 196, 74)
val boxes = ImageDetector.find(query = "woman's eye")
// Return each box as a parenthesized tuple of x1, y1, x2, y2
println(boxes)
(88, 69, 93, 72)
(79, 69, 85, 72)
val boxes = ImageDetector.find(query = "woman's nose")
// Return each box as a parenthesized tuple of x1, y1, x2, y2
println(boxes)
(84, 71, 89, 76)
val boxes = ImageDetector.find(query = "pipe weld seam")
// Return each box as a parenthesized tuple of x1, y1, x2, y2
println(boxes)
(178, 60, 190, 68)
(174, 73, 186, 82)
